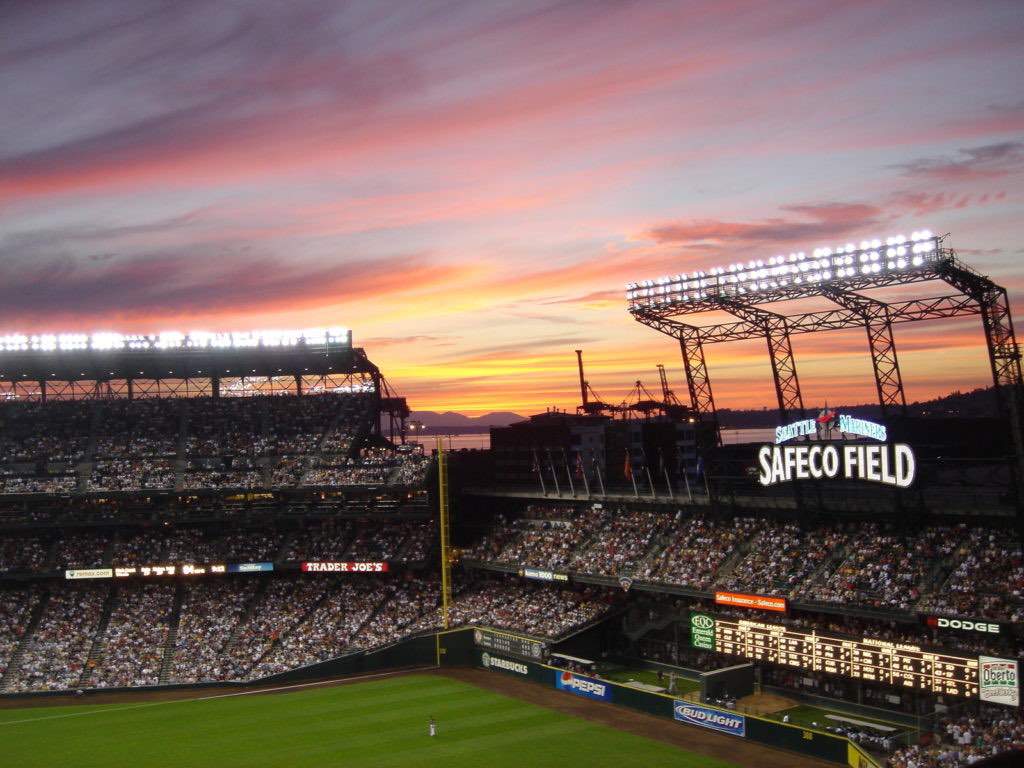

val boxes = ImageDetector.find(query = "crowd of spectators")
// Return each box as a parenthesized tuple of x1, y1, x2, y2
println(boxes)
(0, 393, 426, 494)
(0, 589, 37, 681)
(468, 506, 610, 571)
(93, 399, 179, 458)
(918, 527, 1024, 623)
(172, 580, 258, 683)
(644, 515, 765, 588)
(90, 584, 172, 688)
(432, 580, 610, 638)
(801, 525, 958, 611)
(220, 579, 329, 680)
(0, 401, 91, 463)
(7, 585, 106, 692)
(352, 581, 440, 650)
(54, 531, 110, 569)
(0, 536, 48, 572)
(722, 523, 849, 597)
(91, 459, 177, 491)
(887, 711, 1024, 767)
(1, 475, 79, 494)
(469, 507, 1024, 619)
(251, 582, 390, 676)
(569, 508, 670, 576)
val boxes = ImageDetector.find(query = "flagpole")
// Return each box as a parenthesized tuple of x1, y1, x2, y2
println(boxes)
(628, 449, 639, 498)
(595, 458, 606, 496)
(663, 466, 674, 501)
(562, 448, 575, 497)
(547, 448, 561, 496)
(579, 451, 591, 498)
(533, 447, 547, 495)
(682, 458, 693, 502)
(644, 466, 656, 498)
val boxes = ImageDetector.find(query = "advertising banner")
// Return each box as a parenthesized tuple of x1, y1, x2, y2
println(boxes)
(480, 652, 529, 676)
(690, 612, 716, 651)
(715, 591, 787, 612)
(555, 671, 612, 702)
(673, 701, 746, 737)
(759, 414, 916, 489)
(64, 568, 113, 580)
(924, 616, 1002, 636)
(300, 561, 389, 573)
(980, 656, 1020, 707)
(229, 562, 274, 573)
(519, 567, 569, 582)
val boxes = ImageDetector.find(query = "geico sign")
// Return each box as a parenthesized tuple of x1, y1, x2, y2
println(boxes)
(757, 443, 915, 488)
(930, 617, 1001, 635)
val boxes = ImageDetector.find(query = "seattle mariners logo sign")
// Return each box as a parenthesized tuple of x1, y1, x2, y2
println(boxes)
(618, 576, 633, 592)
(815, 405, 837, 437)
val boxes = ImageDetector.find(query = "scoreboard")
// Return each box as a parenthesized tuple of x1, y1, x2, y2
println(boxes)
(472, 628, 545, 661)
(693, 615, 979, 699)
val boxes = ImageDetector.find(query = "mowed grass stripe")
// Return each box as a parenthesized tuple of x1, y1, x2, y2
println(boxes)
(2, 674, 741, 768)
(0, 672, 450, 725)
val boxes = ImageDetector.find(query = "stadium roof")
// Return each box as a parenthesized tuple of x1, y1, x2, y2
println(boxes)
(0, 329, 378, 382)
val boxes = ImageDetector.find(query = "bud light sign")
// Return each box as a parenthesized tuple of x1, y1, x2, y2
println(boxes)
(555, 672, 612, 702)
(673, 701, 746, 737)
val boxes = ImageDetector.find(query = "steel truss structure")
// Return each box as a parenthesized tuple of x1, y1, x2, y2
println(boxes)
(629, 242, 1024, 508)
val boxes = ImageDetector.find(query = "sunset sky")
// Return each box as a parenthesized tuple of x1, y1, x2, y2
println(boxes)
(2, 1, 1023, 415)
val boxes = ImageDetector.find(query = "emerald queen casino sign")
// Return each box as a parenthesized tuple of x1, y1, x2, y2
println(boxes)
(757, 410, 916, 489)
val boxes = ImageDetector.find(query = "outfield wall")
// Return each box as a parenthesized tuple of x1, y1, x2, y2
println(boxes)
(447, 632, 879, 768)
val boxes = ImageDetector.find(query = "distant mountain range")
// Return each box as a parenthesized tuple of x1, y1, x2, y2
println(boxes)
(408, 410, 525, 430)
(717, 386, 998, 428)
(407, 387, 999, 432)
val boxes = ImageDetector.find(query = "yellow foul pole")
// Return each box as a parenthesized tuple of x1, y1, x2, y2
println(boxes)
(436, 436, 452, 630)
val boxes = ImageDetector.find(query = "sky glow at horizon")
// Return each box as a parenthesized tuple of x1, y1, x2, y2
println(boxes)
(1, 1, 1023, 415)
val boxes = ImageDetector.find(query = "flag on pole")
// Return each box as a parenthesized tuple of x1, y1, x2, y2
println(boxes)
(575, 451, 584, 479)
(623, 449, 632, 479)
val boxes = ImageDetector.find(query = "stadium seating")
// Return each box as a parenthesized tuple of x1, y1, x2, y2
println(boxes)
(0, 575, 608, 691)
(466, 504, 1024, 621)
(0, 393, 427, 494)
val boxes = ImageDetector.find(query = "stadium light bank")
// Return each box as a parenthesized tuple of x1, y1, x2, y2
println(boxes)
(625, 230, 937, 306)
(0, 328, 351, 354)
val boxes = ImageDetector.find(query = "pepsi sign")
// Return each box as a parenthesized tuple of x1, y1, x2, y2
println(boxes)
(555, 672, 612, 702)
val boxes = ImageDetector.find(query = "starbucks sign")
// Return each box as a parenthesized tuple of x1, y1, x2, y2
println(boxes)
(690, 613, 716, 651)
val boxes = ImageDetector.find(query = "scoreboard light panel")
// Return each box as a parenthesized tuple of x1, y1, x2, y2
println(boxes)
(712, 618, 979, 699)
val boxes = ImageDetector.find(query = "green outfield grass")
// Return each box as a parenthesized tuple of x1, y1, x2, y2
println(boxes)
(767, 704, 909, 735)
(0, 673, 740, 768)
(600, 667, 701, 695)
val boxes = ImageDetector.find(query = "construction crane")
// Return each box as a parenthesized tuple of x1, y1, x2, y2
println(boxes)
(657, 364, 693, 421)
(621, 379, 665, 418)
(575, 350, 618, 416)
